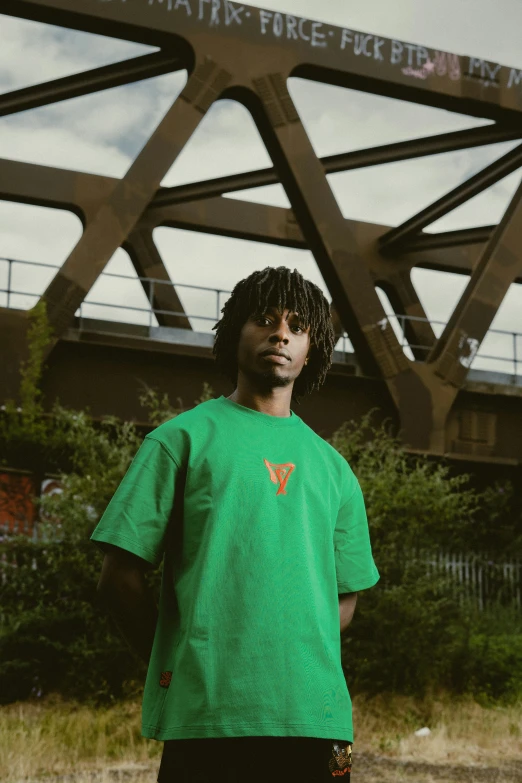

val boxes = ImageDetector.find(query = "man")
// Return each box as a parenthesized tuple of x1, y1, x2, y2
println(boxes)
(91, 266, 379, 782)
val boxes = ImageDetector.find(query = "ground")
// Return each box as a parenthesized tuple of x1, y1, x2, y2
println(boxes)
(12, 755, 522, 783)
(2, 695, 521, 783)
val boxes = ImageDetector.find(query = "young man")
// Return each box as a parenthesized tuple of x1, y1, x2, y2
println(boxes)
(91, 266, 379, 783)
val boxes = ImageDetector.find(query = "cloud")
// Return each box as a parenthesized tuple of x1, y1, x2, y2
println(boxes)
(0, 14, 152, 92)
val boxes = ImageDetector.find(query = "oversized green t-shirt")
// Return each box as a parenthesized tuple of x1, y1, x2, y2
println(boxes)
(90, 396, 379, 742)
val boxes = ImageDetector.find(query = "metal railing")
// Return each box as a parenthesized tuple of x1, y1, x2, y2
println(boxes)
(1, 256, 521, 376)
(0, 256, 230, 326)
(424, 550, 522, 611)
(387, 312, 521, 377)
(1, 537, 519, 609)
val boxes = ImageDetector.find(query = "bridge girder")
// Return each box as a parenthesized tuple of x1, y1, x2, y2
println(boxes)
(2, 0, 522, 453)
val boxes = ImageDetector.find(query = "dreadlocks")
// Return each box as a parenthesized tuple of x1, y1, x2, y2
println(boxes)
(212, 266, 335, 402)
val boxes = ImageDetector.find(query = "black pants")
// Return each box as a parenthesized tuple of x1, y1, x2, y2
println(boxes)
(157, 736, 352, 782)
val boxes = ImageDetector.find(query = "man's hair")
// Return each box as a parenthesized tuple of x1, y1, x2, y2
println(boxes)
(212, 266, 335, 401)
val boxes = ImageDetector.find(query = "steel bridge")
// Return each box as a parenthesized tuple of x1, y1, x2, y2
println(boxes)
(1, 0, 522, 464)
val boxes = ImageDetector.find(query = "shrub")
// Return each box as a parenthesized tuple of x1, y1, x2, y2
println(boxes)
(329, 415, 522, 701)
(0, 306, 520, 704)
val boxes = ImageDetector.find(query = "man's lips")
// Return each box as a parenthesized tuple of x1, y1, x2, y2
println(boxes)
(262, 354, 289, 364)
(261, 348, 290, 361)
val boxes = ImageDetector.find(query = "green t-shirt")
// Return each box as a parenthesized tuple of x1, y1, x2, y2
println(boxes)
(90, 396, 379, 742)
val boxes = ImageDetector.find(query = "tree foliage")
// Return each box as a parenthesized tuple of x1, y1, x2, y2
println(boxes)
(328, 414, 522, 702)
(0, 309, 520, 705)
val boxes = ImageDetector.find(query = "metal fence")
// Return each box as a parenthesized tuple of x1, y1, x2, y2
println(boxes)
(1, 256, 521, 376)
(424, 550, 522, 610)
(1, 537, 520, 609)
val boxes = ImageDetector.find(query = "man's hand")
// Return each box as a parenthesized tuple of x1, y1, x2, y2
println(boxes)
(339, 592, 357, 634)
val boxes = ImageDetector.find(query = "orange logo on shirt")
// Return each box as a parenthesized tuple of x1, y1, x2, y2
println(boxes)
(159, 671, 172, 688)
(263, 459, 295, 495)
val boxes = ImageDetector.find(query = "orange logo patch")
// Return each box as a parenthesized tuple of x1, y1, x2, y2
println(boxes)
(329, 742, 352, 777)
(263, 459, 295, 495)
(159, 671, 172, 688)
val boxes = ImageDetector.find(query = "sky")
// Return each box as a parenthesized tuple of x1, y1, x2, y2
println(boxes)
(0, 0, 521, 375)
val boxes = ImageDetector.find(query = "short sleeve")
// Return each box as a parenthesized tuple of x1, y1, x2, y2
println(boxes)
(90, 436, 181, 567)
(334, 467, 380, 593)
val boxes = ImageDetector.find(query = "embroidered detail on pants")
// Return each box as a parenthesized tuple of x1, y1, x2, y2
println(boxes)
(328, 741, 352, 777)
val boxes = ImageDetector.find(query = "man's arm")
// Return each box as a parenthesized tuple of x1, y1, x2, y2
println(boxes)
(339, 592, 357, 634)
(96, 544, 158, 665)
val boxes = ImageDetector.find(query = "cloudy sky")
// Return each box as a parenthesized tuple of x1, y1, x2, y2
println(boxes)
(1, 0, 521, 375)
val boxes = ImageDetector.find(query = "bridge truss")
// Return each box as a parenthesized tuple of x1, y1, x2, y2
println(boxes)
(2, 0, 522, 453)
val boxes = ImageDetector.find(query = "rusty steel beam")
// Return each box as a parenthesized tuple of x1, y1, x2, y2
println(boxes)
(0, 160, 194, 324)
(148, 195, 306, 248)
(124, 227, 192, 330)
(6, 0, 522, 123)
(0, 157, 114, 223)
(3, 0, 522, 457)
(238, 78, 407, 380)
(0, 158, 193, 324)
(379, 143, 522, 253)
(151, 124, 522, 207)
(42, 60, 227, 336)
(0, 51, 184, 117)
(3, 157, 507, 282)
(428, 177, 522, 387)
(146, 196, 522, 286)
(378, 271, 436, 360)
(402, 225, 494, 252)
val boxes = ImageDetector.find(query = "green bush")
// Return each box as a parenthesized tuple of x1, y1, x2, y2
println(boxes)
(0, 380, 205, 704)
(465, 633, 522, 703)
(0, 304, 214, 703)
(0, 379, 211, 704)
(0, 306, 520, 704)
(329, 415, 522, 702)
(0, 536, 150, 704)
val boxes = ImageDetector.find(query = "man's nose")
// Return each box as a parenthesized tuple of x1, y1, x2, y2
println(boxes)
(269, 321, 291, 343)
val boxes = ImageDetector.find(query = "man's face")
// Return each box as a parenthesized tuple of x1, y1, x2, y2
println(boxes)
(235, 306, 311, 391)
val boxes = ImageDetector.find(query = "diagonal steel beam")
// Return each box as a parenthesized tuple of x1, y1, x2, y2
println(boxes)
(0, 51, 184, 117)
(240, 76, 406, 381)
(124, 227, 192, 330)
(378, 272, 436, 360)
(428, 175, 522, 387)
(0, 159, 191, 325)
(379, 142, 522, 254)
(151, 125, 522, 208)
(42, 58, 232, 336)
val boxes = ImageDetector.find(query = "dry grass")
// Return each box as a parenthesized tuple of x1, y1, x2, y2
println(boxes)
(353, 691, 522, 764)
(1, 692, 521, 782)
(0, 696, 160, 781)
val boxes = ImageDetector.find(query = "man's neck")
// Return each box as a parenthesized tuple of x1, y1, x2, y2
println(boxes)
(227, 389, 292, 418)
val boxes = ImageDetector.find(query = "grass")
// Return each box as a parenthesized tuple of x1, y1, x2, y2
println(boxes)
(0, 692, 521, 781)
(0, 696, 159, 781)
(353, 692, 522, 764)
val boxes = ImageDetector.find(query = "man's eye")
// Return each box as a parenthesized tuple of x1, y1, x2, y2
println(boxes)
(256, 315, 304, 332)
